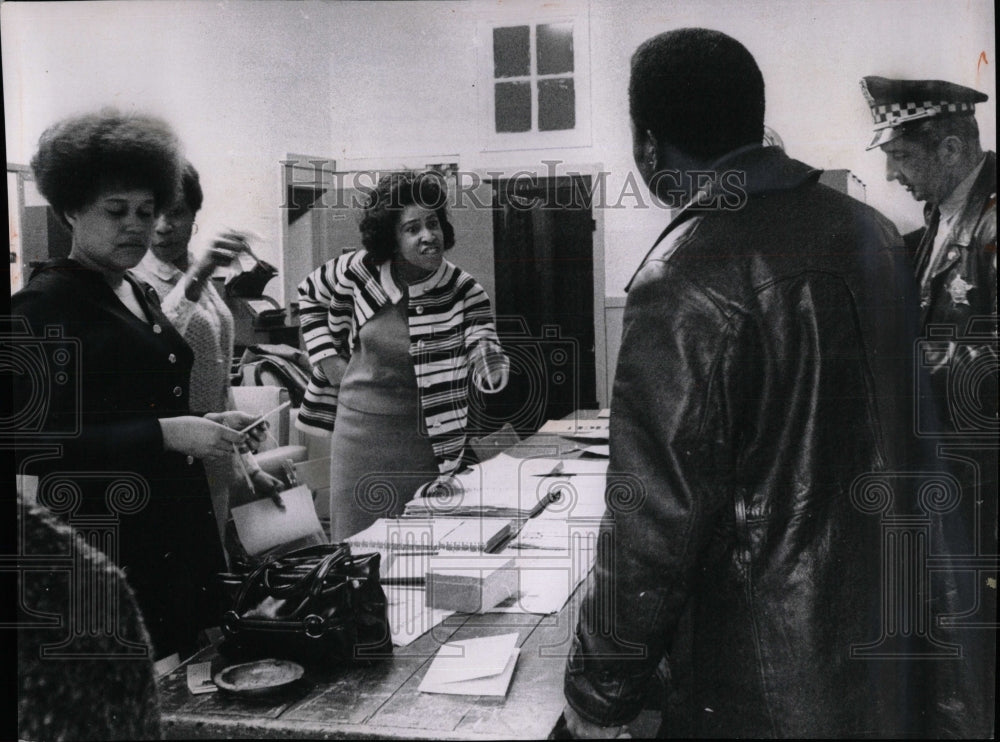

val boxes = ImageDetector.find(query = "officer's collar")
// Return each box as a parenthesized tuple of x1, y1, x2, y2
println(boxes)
(938, 153, 988, 222)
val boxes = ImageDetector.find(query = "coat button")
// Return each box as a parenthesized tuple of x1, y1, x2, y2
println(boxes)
(946, 250, 957, 261)
(415, 305, 424, 315)
(153, 324, 162, 334)
(173, 386, 183, 397)
(168, 353, 177, 364)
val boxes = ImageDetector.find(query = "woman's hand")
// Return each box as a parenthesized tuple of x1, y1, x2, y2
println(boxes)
(205, 410, 270, 452)
(317, 355, 349, 385)
(250, 470, 285, 507)
(160, 416, 245, 461)
(470, 341, 510, 393)
(185, 232, 246, 300)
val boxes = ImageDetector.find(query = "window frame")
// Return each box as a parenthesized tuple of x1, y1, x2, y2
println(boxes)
(478, 14, 591, 151)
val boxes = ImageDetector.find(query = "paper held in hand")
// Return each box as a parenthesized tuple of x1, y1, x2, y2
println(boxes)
(230, 485, 324, 555)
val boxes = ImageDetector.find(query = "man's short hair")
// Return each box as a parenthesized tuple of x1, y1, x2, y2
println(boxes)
(629, 28, 765, 161)
(898, 115, 981, 154)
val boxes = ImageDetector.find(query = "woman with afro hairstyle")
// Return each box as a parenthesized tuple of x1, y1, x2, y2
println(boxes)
(296, 171, 509, 540)
(12, 109, 267, 660)
(131, 160, 283, 546)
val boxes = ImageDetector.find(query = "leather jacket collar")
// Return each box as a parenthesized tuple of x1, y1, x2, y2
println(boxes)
(626, 146, 821, 291)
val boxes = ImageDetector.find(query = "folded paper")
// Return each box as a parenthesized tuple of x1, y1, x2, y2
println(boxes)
(186, 661, 218, 695)
(418, 632, 520, 696)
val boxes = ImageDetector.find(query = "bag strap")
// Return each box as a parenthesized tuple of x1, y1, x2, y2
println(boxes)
(262, 552, 333, 598)
(264, 545, 352, 597)
(234, 544, 349, 610)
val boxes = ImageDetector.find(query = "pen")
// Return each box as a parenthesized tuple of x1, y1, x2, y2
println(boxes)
(238, 400, 291, 435)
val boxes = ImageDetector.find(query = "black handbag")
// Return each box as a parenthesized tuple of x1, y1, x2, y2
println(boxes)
(219, 544, 393, 666)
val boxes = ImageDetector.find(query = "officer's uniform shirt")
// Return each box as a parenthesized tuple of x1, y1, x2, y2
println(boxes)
(927, 153, 988, 281)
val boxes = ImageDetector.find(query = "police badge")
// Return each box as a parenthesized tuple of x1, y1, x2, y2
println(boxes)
(946, 274, 974, 306)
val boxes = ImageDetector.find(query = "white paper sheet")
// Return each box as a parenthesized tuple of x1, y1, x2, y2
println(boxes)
(488, 552, 596, 614)
(230, 485, 324, 555)
(537, 418, 610, 441)
(578, 443, 610, 458)
(406, 453, 563, 518)
(418, 633, 520, 696)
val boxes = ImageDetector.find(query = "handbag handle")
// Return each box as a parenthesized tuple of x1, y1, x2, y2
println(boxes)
(235, 544, 349, 609)
(262, 549, 344, 598)
(224, 544, 358, 642)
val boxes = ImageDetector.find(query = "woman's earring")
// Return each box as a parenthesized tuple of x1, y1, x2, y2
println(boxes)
(646, 146, 657, 171)
(192, 222, 199, 235)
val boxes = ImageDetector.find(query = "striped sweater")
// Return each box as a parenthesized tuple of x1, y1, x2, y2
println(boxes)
(295, 249, 505, 474)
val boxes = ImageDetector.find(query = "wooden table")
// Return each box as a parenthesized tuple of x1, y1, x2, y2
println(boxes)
(159, 421, 601, 740)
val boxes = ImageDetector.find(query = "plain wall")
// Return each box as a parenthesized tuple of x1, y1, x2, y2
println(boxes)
(2, 0, 337, 301)
(4, 0, 995, 297)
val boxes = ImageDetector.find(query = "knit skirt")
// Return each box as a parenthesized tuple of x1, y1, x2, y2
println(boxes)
(327, 401, 439, 541)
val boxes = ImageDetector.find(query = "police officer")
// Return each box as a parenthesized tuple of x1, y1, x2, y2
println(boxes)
(861, 76, 995, 360)
(862, 75, 997, 738)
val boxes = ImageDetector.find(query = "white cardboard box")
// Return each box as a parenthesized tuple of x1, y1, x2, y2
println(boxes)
(425, 555, 517, 613)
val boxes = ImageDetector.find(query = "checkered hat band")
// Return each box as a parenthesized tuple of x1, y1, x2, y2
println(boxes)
(872, 100, 974, 127)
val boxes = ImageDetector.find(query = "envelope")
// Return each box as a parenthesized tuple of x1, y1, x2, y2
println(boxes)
(418, 632, 520, 696)
(230, 484, 323, 555)
(186, 661, 218, 695)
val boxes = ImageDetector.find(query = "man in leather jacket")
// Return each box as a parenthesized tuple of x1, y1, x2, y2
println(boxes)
(861, 75, 998, 738)
(562, 29, 979, 738)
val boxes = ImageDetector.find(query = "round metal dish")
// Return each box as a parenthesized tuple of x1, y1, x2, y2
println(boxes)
(213, 659, 305, 697)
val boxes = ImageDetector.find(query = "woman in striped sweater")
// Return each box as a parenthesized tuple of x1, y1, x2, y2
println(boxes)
(296, 171, 509, 539)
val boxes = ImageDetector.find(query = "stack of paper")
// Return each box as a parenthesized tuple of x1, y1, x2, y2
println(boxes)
(425, 555, 518, 613)
(404, 454, 567, 519)
(418, 633, 520, 696)
(516, 457, 609, 522)
(537, 418, 610, 441)
(346, 517, 514, 553)
(502, 516, 602, 552)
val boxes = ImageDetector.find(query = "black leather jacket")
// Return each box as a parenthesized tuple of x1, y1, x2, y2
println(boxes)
(565, 147, 977, 737)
